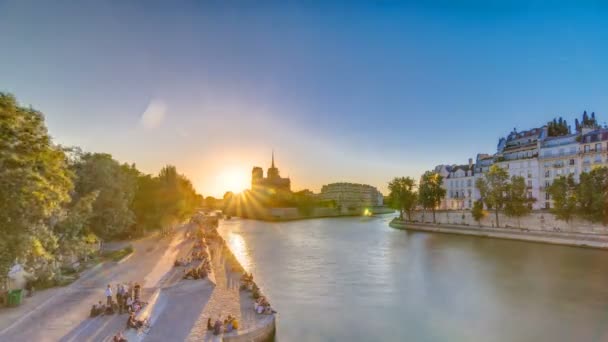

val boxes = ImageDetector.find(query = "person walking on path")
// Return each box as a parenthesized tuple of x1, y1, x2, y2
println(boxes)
(105, 284, 113, 306)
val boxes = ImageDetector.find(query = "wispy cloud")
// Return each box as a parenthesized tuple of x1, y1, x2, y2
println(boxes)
(140, 99, 167, 129)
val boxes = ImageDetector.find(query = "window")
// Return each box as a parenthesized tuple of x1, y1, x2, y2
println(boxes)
(527, 180, 532, 187)
(545, 180, 550, 187)
(545, 202, 550, 209)
(569, 159, 575, 165)
(467, 179, 472, 187)
(596, 143, 602, 152)
(585, 145, 590, 153)
(528, 172, 532, 178)
(546, 193, 550, 200)
(559, 148, 564, 156)
(545, 170, 550, 177)
(527, 191, 532, 198)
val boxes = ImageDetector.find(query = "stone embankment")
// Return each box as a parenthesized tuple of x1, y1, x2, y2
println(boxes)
(390, 219, 608, 249)
(136, 216, 276, 342)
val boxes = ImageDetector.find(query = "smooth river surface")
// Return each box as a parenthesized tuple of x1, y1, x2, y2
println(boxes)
(218, 215, 608, 342)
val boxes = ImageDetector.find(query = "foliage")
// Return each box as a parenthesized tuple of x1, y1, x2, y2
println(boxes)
(547, 117, 570, 137)
(546, 175, 578, 223)
(71, 153, 138, 240)
(471, 200, 486, 226)
(0, 92, 203, 287)
(504, 176, 535, 225)
(475, 165, 509, 227)
(418, 171, 446, 223)
(575, 111, 599, 132)
(388, 177, 418, 222)
(0, 93, 73, 285)
(577, 167, 608, 223)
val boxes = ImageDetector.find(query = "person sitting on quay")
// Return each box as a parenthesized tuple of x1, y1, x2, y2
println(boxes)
(90, 301, 104, 317)
(225, 317, 234, 333)
(213, 317, 223, 336)
(126, 312, 148, 330)
(112, 332, 127, 342)
(207, 317, 213, 331)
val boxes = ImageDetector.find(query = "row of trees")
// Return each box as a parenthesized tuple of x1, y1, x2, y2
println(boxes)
(388, 165, 536, 228)
(387, 171, 446, 223)
(0, 93, 202, 285)
(547, 167, 608, 224)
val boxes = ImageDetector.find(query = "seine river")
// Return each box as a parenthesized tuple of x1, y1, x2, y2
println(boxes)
(218, 215, 608, 342)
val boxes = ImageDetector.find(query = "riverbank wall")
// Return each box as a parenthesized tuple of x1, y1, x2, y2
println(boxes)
(237, 206, 393, 222)
(389, 219, 608, 249)
(410, 210, 608, 235)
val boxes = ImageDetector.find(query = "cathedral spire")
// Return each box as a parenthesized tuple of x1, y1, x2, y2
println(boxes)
(271, 149, 275, 168)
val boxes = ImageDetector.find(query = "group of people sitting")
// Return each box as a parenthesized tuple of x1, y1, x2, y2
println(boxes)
(254, 296, 276, 315)
(126, 312, 149, 330)
(90, 282, 146, 317)
(174, 257, 192, 267)
(207, 315, 239, 335)
(183, 264, 208, 280)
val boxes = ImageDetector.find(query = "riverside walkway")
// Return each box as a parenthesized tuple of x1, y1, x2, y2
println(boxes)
(0, 219, 275, 342)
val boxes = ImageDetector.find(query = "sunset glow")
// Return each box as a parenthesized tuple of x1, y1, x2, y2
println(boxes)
(217, 169, 249, 194)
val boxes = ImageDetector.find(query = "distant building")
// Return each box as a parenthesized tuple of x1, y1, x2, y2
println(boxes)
(319, 182, 383, 211)
(251, 152, 291, 193)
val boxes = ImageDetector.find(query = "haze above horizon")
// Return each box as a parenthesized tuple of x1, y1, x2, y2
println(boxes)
(1, 1, 608, 197)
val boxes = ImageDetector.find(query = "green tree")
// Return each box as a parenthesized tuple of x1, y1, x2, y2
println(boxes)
(546, 175, 578, 223)
(388, 177, 418, 222)
(504, 176, 535, 227)
(71, 153, 138, 240)
(418, 171, 446, 223)
(156, 165, 199, 230)
(577, 167, 608, 223)
(471, 200, 486, 227)
(0, 93, 73, 284)
(131, 174, 162, 236)
(54, 191, 99, 260)
(476, 165, 509, 228)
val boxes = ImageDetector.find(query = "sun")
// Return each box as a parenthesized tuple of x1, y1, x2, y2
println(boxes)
(218, 169, 249, 194)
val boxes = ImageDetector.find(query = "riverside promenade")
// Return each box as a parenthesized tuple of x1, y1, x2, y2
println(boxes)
(390, 219, 608, 249)
(0, 218, 275, 342)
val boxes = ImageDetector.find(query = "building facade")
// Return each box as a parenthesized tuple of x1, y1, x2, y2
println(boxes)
(318, 182, 384, 211)
(433, 115, 608, 211)
(251, 152, 291, 193)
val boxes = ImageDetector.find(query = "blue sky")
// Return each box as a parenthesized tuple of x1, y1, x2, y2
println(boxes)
(1, 1, 608, 196)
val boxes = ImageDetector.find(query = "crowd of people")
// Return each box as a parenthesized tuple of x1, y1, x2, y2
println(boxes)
(207, 314, 240, 335)
(90, 282, 146, 317)
(175, 234, 213, 280)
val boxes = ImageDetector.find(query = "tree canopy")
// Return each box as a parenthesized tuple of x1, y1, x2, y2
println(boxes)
(0, 92, 203, 285)
(475, 165, 509, 227)
(418, 171, 446, 223)
(388, 177, 417, 222)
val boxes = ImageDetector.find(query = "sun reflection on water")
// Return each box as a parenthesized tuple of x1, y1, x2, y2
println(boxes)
(225, 232, 252, 272)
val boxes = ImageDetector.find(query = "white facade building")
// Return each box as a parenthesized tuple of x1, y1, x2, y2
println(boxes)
(432, 119, 608, 211)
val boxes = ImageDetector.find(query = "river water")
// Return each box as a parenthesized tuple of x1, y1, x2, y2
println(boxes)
(218, 215, 608, 342)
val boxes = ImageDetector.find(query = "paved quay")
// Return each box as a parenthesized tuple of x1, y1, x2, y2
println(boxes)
(144, 237, 275, 342)
(0, 226, 194, 342)
(390, 220, 608, 249)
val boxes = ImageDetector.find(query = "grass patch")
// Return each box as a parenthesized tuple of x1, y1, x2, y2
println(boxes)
(102, 245, 134, 262)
